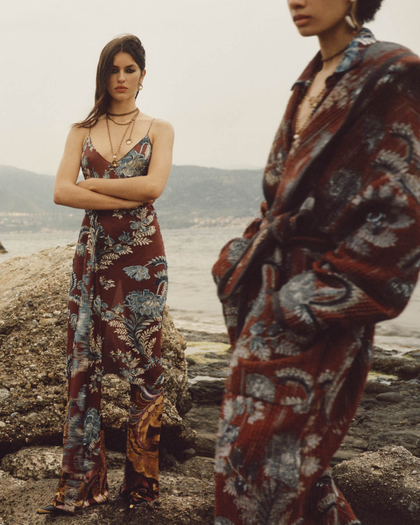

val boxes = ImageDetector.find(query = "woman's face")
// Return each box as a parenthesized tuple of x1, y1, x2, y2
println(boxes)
(107, 52, 145, 101)
(287, 0, 353, 37)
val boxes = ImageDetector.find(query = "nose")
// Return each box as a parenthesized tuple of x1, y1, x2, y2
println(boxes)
(288, 0, 306, 9)
(118, 70, 125, 83)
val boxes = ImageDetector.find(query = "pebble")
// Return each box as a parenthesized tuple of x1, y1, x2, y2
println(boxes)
(0, 388, 10, 402)
(25, 413, 37, 424)
(39, 318, 56, 326)
(376, 392, 405, 404)
(0, 421, 6, 428)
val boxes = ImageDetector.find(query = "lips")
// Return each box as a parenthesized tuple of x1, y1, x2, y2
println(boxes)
(116, 86, 127, 92)
(293, 15, 311, 26)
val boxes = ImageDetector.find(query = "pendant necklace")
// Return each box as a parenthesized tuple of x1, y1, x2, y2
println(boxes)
(293, 44, 348, 142)
(293, 78, 327, 141)
(106, 109, 139, 167)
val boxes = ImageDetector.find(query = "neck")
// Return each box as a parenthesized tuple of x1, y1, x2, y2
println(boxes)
(318, 20, 356, 73)
(107, 98, 138, 115)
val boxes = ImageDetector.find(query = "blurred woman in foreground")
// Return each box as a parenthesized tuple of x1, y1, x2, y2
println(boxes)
(213, 1, 420, 523)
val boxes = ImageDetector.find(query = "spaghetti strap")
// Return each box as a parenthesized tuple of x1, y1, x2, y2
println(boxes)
(147, 118, 155, 136)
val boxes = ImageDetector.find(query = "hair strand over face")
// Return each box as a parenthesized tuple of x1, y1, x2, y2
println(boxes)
(75, 34, 145, 129)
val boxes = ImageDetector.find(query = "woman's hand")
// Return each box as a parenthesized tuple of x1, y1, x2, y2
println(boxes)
(78, 120, 174, 202)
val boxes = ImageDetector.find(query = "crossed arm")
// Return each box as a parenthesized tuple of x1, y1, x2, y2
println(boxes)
(53, 120, 174, 210)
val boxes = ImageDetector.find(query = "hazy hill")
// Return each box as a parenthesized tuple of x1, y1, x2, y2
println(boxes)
(0, 165, 57, 214)
(0, 164, 264, 231)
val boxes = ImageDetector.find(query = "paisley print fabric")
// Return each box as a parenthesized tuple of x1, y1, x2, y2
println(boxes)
(212, 30, 420, 524)
(54, 129, 167, 513)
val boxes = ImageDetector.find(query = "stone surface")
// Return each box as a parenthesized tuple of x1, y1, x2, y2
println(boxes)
(3, 246, 420, 523)
(0, 456, 215, 525)
(188, 376, 226, 405)
(333, 446, 420, 525)
(0, 245, 193, 460)
(1, 446, 62, 480)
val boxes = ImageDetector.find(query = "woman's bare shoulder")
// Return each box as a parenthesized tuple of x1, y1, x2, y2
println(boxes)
(67, 124, 90, 147)
(150, 118, 174, 139)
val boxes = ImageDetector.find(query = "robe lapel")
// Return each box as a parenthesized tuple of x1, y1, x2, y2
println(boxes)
(272, 62, 372, 215)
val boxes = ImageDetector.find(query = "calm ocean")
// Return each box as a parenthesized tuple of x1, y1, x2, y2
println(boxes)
(1, 227, 419, 351)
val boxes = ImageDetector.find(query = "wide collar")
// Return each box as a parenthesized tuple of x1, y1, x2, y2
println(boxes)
(292, 28, 377, 91)
(264, 29, 381, 214)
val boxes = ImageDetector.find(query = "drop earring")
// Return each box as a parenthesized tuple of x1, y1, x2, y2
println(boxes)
(346, 0, 359, 31)
(135, 83, 143, 99)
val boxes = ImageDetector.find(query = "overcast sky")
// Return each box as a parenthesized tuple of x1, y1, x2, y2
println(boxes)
(1, 0, 419, 175)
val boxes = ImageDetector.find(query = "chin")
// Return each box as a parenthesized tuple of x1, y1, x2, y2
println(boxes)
(296, 27, 318, 37)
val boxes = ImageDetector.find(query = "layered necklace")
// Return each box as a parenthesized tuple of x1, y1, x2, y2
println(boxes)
(293, 78, 327, 140)
(106, 108, 139, 167)
(293, 44, 349, 141)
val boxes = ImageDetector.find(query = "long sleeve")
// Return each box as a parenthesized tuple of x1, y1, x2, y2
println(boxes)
(276, 71, 420, 334)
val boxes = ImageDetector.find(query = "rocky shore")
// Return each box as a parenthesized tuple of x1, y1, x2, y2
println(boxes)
(1, 246, 420, 524)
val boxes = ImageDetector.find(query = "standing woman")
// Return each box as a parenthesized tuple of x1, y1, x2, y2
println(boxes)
(38, 34, 174, 514)
(213, 1, 420, 524)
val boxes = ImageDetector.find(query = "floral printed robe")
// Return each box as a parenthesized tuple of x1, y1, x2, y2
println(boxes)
(54, 129, 167, 512)
(212, 30, 420, 525)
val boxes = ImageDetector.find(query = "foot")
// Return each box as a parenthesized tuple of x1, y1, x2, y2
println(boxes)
(129, 495, 149, 509)
(36, 504, 73, 515)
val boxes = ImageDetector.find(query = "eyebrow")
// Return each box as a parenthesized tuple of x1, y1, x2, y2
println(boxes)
(112, 63, 137, 68)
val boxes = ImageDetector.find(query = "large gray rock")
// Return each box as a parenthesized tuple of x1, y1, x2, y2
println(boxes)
(0, 245, 193, 459)
(1, 446, 62, 480)
(333, 446, 420, 525)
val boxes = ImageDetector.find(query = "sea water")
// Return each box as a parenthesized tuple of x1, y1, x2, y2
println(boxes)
(1, 227, 419, 350)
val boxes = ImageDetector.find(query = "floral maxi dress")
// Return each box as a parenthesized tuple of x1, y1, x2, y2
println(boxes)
(54, 124, 167, 513)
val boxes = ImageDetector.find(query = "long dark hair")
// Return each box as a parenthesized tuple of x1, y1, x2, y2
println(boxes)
(75, 34, 146, 128)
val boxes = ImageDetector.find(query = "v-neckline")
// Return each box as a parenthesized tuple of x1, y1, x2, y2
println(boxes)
(85, 134, 151, 166)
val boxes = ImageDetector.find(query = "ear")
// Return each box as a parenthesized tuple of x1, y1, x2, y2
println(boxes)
(141, 69, 147, 83)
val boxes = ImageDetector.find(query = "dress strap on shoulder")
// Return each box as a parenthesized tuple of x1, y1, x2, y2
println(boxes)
(147, 118, 155, 135)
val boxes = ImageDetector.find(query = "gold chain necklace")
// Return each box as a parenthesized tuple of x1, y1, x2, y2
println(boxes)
(106, 109, 139, 167)
(293, 79, 327, 140)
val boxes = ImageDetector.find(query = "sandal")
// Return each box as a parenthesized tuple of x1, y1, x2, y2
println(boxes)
(129, 496, 148, 509)
(36, 504, 73, 515)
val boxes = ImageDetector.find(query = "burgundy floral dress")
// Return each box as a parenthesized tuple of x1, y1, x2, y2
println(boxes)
(54, 122, 167, 513)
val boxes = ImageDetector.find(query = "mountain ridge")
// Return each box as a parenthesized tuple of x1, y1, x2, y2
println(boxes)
(0, 164, 264, 231)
